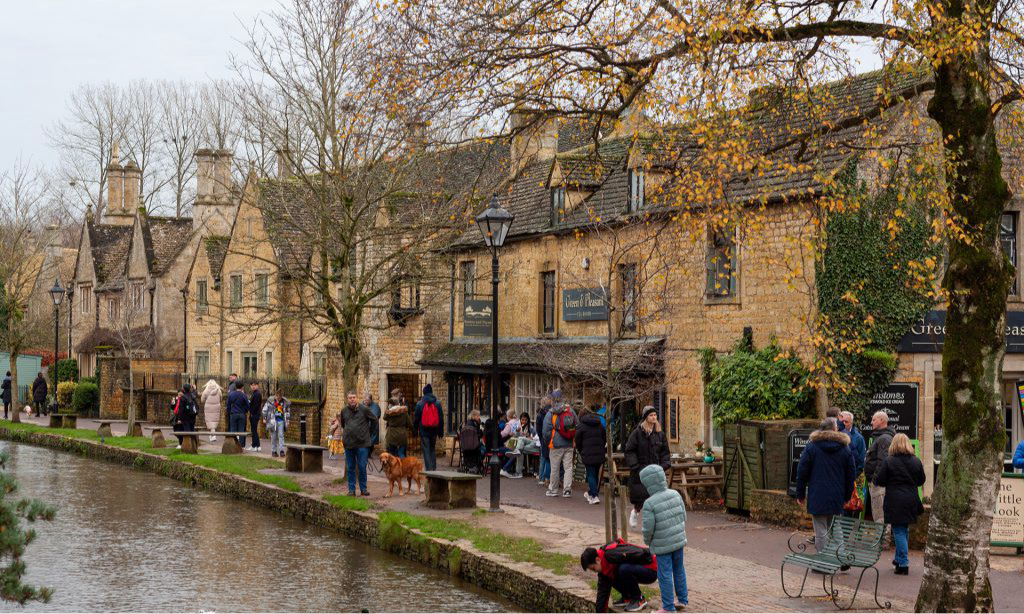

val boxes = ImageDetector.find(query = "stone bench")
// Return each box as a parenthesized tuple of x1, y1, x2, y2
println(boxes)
(143, 426, 170, 449)
(284, 444, 327, 473)
(171, 431, 249, 454)
(48, 413, 77, 429)
(97, 420, 145, 438)
(421, 470, 483, 509)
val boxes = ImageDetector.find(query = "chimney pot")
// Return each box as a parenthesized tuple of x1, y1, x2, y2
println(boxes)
(510, 109, 558, 176)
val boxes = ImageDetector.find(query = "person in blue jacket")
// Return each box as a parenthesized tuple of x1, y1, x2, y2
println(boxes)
(1013, 439, 1024, 472)
(794, 418, 855, 555)
(839, 410, 868, 517)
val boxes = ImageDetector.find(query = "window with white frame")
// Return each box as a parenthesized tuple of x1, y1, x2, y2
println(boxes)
(313, 352, 327, 377)
(130, 281, 145, 310)
(628, 169, 645, 212)
(196, 279, 208, 314)
(80, 285, 92, 314)
(107, 298, 120, 322)
(194, 351, 210, 375)
(514, 373, 562, 419)
(255, 273, 269, 306)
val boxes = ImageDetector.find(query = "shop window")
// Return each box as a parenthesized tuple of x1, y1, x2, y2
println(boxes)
(541, 271, 556, 334)
(1001, 212, 1017, 295)
(706, 226, 738, 298)
(514, 373, 561, 420)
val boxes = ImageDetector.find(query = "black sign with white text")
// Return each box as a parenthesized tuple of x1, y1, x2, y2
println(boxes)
(864, 383, 919, 439)
(463, 299, 492, 337)
(899, 310, 1024, 353)
(562, 288, 609, 321)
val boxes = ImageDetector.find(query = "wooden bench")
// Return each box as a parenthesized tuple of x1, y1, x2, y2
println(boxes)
(668, 459, 725, 508)
(170, 431, 249, 454)
(96, 420, 145, 438)
(421, 470, 482, 509)
(781, 516, 891, 610)
(48, 413, 77, 429)
(284, 444, 327, 473)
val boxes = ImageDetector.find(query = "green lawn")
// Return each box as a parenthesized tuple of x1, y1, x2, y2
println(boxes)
(324, 493, 372, 511)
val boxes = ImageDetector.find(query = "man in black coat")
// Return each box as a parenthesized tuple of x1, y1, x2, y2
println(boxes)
(864, 411, 896, 526)
(575, 408, 608, 504)
(32, 372, 48, 416)
(247, 382, 263, 451)
(1, 371, 11, 419)
(623, 406, 671, 527)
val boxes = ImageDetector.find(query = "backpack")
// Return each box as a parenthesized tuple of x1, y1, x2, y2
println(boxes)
(601, 539, 653, 566)
(458, 423, 480, 451)
(554, 409, 577, 440)
(421, 400, 440, 428)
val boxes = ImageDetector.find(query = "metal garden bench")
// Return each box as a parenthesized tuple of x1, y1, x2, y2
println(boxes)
(781, 516, 892, 610)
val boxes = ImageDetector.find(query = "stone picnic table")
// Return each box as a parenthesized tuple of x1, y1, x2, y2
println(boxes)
(421, 470, 483, 509)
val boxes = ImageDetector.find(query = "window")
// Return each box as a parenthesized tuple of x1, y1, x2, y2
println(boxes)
(1002, 212, 1018, 295)
(706, 226, 738, 298)
(130, 281, 145, 310)
(226, 351, 233, 375)
(514, 373, 561, 419)
(628, 169, 645, 212)
(255, 273, 269, 306)
(550, 187, 565, 226)
(194, 351, 210, 375)
(265, 351, 273, 378)
(196, 279, 208, 315)
(230, 274, 242, 307)
(460, 261, 476, 309)
(107, 298, 120, 322)
(541, 271, 556, 334)
(313, 352, 327, 377)
(242, 352, 258, 379)
(619, 263, 637, 333)
(391, 277, 421, 311)
(79, 285, 92, 314)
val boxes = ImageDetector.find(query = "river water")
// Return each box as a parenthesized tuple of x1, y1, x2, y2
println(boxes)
(0, 442, 517, 613)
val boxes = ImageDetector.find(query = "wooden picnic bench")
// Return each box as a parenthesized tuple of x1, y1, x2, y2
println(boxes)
(96, 420, 146, 438)
(284, 444, 327, 473)
(668, 458, 724, 508)
(781, 516, 891, 610)
(170, 431, 249, 455)
(421, 470, 482, 509)
(48, 413, 77, 429)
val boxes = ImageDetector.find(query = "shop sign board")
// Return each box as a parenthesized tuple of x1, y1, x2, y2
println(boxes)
(864, 383, 919, 439)
(787, 429, 814, 497)
(991, 473, 1024, 547)
(562, 287, 609, 321)
(900, 310, 1024, 353)
(463, 299, 492, 337)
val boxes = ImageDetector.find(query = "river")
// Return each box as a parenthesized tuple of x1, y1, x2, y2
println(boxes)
(0, 442, 517, 612)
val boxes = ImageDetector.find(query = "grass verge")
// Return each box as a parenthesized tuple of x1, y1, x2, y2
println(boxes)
(324, 493, 372, 511)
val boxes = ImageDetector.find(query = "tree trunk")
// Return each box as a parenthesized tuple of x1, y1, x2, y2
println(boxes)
(126, 368, 136, 437)
(9, 355, 19, 423)
(916, 14, 1011, 611)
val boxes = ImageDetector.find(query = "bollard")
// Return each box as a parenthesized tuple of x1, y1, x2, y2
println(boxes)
(300, 413, 307, 444)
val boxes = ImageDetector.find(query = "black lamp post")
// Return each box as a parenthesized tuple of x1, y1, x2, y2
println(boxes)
(49, 279, 66, 413)
(475, 194, 514, 513)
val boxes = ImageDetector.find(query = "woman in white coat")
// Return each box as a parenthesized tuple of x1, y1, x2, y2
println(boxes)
(200, 379, 223, 442)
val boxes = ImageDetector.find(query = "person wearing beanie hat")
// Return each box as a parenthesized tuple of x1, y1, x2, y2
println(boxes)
(414, 383, 444, 470)
(623, 406, 671, 530)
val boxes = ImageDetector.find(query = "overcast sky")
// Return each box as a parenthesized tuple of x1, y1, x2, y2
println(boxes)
(0, 0, 279, 170)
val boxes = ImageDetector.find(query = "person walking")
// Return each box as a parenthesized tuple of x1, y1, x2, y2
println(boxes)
(581, 540, 658, 612)
(839, 410, 867, 517)
(794, 418, 855, 554)
(872, 433, 925, 575)
(199, 379, 223, 442)
(640, 464, 688, 613)
(170, 386, 198, 449)
(535, 394, 553, 485)
(227, 380, 249, 447)
(624, 406, 671, 529)
(262, 390, 291, 458)
(1, 371, 11, 419)
(341, 391, 376, 496)
(247, 382, 263, 451)
(543, 396, 578, 498)
(32, 372, 48, 417)
(413, 384, 444, 471)
(364, 392, 382, 457)
(575, 406, 608, 505)
(864, 411, 896, 526)
(383, 391, 412, 458)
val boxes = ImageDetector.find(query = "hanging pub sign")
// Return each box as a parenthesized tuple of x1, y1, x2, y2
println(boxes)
(899, 310, 1024, 353)
(787, 429, 814, 497)
(991, 473, 1024, 547)
(864, 383, 919, 439)
(463, 299, 492, 337)
(562, 287, 609, 321)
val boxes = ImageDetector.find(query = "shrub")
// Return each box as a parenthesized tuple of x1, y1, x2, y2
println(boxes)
(705, 338, 816, 426)
(48, 359, 79, 386)
(56, 382, 77, 410)
(72, 382, 99, 416)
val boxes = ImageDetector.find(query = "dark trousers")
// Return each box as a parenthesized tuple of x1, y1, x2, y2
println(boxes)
(3, 401, 9, 418)
(34, 399, 46, 416)
(174, 419, 195, 445)
(229, 414, 247, 446)
(614, 564, 658, 601)
(421, 434, 437, 471)
(463, 449, 481, 473)
(249, 414, 261, 449)
(386, 444, 406, 458)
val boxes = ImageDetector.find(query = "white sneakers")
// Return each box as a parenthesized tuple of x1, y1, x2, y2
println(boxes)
(584, 493, 602, 505)
(629, 508, 638, 528)
(545, 489, 559, 497)
(500, 470, 523, 479)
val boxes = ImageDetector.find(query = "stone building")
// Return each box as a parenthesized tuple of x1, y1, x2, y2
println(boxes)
(26, 225, 78, 358)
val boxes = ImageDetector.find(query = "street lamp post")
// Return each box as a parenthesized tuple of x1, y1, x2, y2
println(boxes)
(475, 194, 514, 513)
(49, 279, 66, 414)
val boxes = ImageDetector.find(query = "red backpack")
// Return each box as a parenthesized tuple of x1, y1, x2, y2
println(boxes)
(554, 409, 577, 440)
(421, 400, 440, 428)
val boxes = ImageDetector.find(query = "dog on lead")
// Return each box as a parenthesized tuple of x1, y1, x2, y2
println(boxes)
(379, 452, 424, 497)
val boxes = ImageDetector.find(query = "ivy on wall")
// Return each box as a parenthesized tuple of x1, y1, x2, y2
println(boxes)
(815, 160, 942, 420)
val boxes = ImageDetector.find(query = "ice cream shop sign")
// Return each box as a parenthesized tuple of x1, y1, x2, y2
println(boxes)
(899, 310, 1024, 353)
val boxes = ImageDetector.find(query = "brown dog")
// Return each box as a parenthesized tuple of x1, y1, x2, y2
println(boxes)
(379, 452, 424, 497)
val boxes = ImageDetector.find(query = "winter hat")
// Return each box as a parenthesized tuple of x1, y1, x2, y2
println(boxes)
(423, 383, 433, 396)
(641, 406, 658, 421)
(551, 388, 562, 402)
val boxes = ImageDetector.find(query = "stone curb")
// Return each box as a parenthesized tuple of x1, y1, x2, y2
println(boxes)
(0, 428, 593, 613)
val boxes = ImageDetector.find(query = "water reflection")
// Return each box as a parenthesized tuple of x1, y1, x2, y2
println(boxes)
(0, 442, 516, 613)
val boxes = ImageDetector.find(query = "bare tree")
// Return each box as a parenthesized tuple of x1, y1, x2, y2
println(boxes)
(158, 83, 204, 218)
(107, 295, 154, 436)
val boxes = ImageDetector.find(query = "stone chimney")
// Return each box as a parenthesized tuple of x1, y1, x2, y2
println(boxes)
(193, 148, 235, 234)
(510, 109, 558, 176)
(214, 150, 233, 198)
(106, 143, 123, 215)
(406, 120, 427, 152)
(122, 160, 141, 210)
(196, 148, 216, 201)
(45, 224, 62, 265)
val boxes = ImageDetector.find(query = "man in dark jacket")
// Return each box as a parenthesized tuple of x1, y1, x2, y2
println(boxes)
(1, 371, 11, 419)
(794, 418, 855, 553)
(576, 408, 607, 504)
(581, 541, 658, 612)
(413, 384, 444, 471)
(171, 385, 198, 448)
(839, 410, 867, 518)
(341, 391, 376, 495)
(246, 382, 263, 451)
(535, 395, 552, 485)
(226, 381, 249, 441)
(864, 411, 896, 526)
(32, 372, 48, 416)
(623, 407, 671, 527)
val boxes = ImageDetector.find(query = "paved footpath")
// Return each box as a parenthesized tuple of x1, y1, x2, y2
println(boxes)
(26, 415, 1024, 613)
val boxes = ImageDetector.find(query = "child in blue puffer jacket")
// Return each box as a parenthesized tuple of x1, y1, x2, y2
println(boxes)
(641, 464, 688, 613)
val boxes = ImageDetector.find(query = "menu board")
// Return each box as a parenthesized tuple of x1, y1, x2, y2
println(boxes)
(991, 473, 1024, 547)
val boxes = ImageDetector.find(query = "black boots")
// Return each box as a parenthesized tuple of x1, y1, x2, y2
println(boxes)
(895, 566, 909, 575)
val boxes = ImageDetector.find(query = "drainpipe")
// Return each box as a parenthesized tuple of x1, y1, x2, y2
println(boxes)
(449, 261, 455, 342)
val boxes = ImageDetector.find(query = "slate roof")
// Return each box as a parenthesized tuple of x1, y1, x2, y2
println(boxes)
(142, 217, 194, 275)
(255, 179, 320, 276)
(89, 223, 133, 290)
(417, 337, 664, 376)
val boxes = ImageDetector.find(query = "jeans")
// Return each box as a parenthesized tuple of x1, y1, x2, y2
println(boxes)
(345, 446, 369, 494)
(585, 463, 601, 497)
(539, 454, 551, 481)
(548, 447, 573, 492)
(503, 440, 540, 475)
(386, 444, 406, 458)
(614, 563, 658, 601)
(228, 413, 247, 445)
(421, 434, 437, 471)
(249, 414, 261, 449)
(656, 548, 688, 610)
(270, 420, 286, 455)
(892, 524, 909, 567)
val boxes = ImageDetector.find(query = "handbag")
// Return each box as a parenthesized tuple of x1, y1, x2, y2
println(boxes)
(844, 478, 864, 512)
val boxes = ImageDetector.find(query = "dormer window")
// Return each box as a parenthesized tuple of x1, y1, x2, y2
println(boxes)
(550, 187, 565, 227)
(628, 169, 644, 212)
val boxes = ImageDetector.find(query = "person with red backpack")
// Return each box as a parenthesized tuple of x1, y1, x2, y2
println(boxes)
(542, 395, 578, 497)
(581, 540, 658, 612)
(414, 383, 444, 471)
